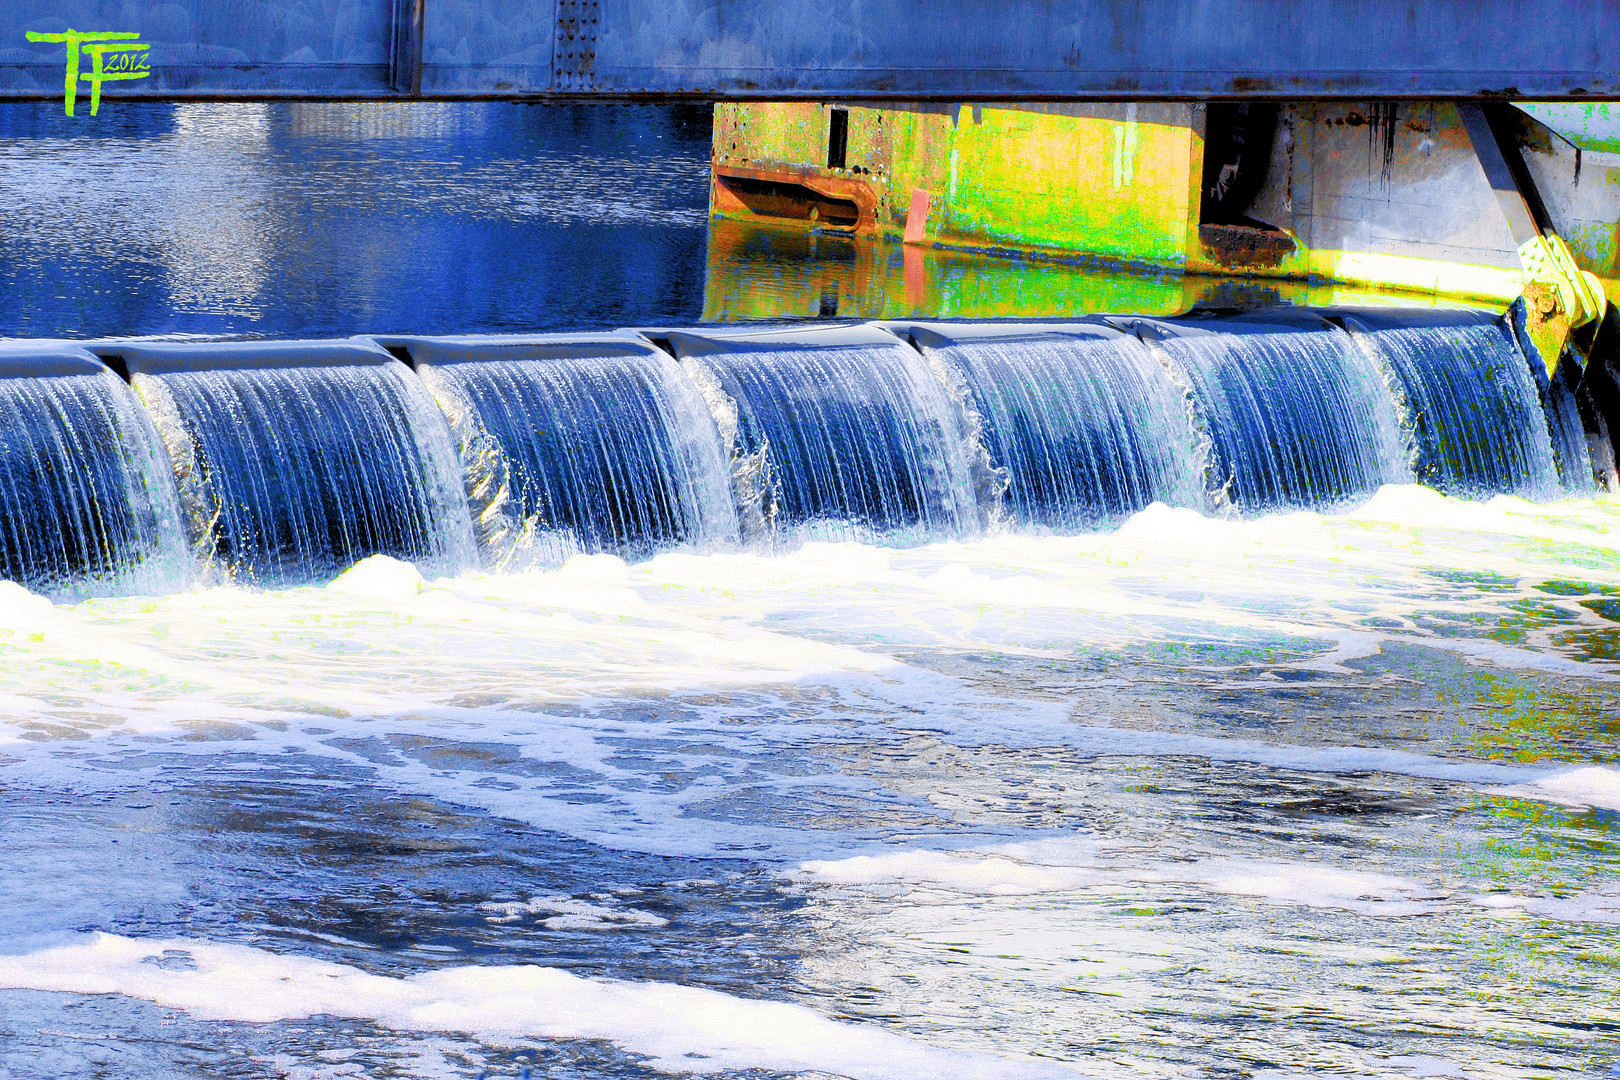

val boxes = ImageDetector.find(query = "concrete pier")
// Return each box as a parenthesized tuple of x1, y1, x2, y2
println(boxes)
(710, 101, 1620, 310)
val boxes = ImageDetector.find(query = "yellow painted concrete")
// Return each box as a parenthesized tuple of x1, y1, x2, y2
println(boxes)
(711, 101, 1554, 306)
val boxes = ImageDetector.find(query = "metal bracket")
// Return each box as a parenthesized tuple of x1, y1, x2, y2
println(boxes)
(390, 0, 425, 95)
(552, 0, 601, 92)
(1461, 101, 1610, 375)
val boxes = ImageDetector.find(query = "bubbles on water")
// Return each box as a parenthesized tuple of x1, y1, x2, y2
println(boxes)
(329, 554, 425, 603)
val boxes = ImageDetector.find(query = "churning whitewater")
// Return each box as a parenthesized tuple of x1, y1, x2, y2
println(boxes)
(0, 309, 1615, 1079)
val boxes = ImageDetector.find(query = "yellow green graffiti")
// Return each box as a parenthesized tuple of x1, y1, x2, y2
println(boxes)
(25, 29, 150, 117)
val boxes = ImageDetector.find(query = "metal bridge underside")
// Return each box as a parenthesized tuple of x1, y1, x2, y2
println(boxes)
(3, 1, 1617, 103)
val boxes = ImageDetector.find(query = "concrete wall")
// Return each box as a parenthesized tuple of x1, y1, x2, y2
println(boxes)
(713, 98, 1620, 302)
(1249, 104, 1511, 266)
(1516, 123, 1620, 280)
(1230, 102, 1524, 297)
(1243, 102, 1620, 297)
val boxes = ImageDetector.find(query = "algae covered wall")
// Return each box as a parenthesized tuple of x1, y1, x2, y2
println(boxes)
(712, 102, 829, 172)
(711, 101, 1202, 269)
(711, 99, 1620, 304)
(904, 103, 1199, 268)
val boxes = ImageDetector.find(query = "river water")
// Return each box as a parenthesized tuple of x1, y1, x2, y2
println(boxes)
(0, 103, 1615, 1080)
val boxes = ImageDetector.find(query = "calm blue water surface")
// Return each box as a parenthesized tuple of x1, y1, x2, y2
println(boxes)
(0, 101, 711, 338)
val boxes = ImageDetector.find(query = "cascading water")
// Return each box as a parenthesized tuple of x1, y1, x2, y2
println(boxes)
(901, 323, 1204, 530)
(663, 325, 978, 545)
(125, 342, 475, 587)
(1336, 310, 1565, 499)
(0, 306, 1593, 596)
(1121, 313, 1409, 513)
(0, 350, 187, 598)
(407, 337, 738, 568)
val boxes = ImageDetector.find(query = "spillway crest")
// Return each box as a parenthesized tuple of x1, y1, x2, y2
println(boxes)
(1130, 317, 1409, 513)
(1341, 316, 1560, 499)
(413, 341, 738, 567)
(667, 329, 978, 544)
(0, 363, 184, 597)
(906, 325, 1203, 530)
(130, 353, 474, 587)
(0, 306, 1599, 596)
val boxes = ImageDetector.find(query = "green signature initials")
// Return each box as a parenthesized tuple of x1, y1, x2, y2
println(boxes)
(25, 30, 151, 117)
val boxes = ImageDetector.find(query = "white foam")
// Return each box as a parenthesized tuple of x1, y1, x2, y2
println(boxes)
(328, 554, 425, 602)
(796, 842, 1447, 917)
(1412, 636, 1617, 679)
(1041, 724, 1547, 787)
(797, 847, 1111, 896)
(799, 838, 1620, 930)
(1375, 1053, 1477, 1078)
(0, 494, 1615, 857)
(0, 934, 1088, 1079)
(1350, 485, 1620, 553)
(1484, 765, 1620, 811)
(1471, 884, 1620, 925)
(1141, 859, 1444, 917)
(0, 579, 53, 629)
(479, 895, 669, 929)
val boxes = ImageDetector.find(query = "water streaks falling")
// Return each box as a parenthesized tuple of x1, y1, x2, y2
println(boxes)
(134, 360, 474, 586)
(0, 364, 185, 598)
(667, 330, 977, 545)
(1343, 318, 1562, 499)
(415, 341, 737, 568)
(1133, 318, 1408, 512)
(907, 324, 1203, 529)
(0, 307, 1591, 595)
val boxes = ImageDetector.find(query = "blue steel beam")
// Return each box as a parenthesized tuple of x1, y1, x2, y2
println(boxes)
(2, 0, 1616, 102)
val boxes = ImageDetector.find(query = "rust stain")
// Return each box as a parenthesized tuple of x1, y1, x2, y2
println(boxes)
(713, 163, 881, 234)
(1197, 223, 1296, 269)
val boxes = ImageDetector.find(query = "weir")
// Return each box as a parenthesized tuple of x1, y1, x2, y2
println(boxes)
(1331, 308, 1564, 499)
(387, 335, 737, 568)
(893, 322, 1202, 530)
(109, 340, 474, 588)
(661, 324, 977, 544)
(1114, 311, 1410, 514)
(10, 19, 1620, 1079)
(0, 305, 1605, 598)
(0, 345, 184, 596)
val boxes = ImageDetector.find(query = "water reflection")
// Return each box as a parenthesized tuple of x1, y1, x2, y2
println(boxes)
(162, 104, 273, 319)
(0, 101, 712, 338)
(0, 100, 1486, 342)
(702, 218, 1480, 323)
